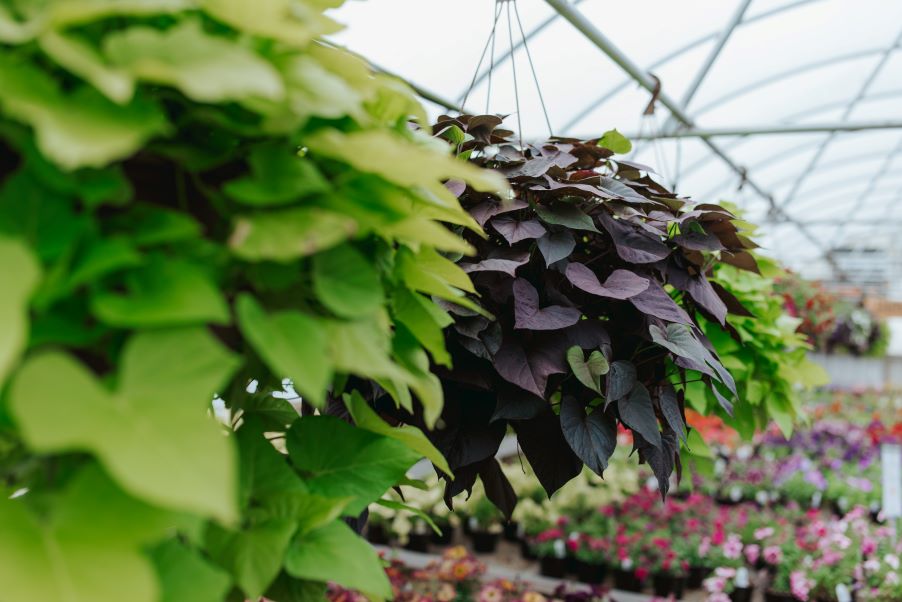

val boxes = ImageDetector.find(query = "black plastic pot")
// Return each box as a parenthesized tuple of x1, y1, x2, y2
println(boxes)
(575, 559, 607, 584)
(613, 568, 643, 592)
(687, 565, 712, 589)
(539, 556, 568, 579)
(764, 591, 797, 602)
(471, 530, 499, 554)
(521, 539, 537, 560)
(503, 520, 520, 542)
(430, 522, 453, 545)
(405, 533, 430, 553)
(731, 587, 753, 602)
(653, 573, 686, 599)
(566, 554, 579, 575)
(366, 524, 389, 545)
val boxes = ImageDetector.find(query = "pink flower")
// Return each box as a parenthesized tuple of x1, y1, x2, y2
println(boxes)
(698, 537, 711, 557)
(704, 576, 727, 593)
(763, 545, 783, 565)
(723, 535, 743, 560)
(635, 567, 649, 581)
(754, 527, 774, 541)
(745, 543, 760, 565)
(789, 571, 813, 600)
(708, 594, 731, 602)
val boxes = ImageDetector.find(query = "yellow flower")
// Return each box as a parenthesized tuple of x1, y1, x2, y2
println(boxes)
(437, 583, 456, 601)
(523, 592, 547, 602)
(445, 545, 468, 560)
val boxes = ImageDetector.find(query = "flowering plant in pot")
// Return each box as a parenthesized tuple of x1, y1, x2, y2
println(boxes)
(859, 548, 902, 601)
(764, 545, 806, 601)
(607, 527, 650, 592)
(573, 535, 611, 585)
(532, 527, 570, 579)
(704, 566, 755, 602)
(647, 532, 689, 599)
(464, 494, 504, 553)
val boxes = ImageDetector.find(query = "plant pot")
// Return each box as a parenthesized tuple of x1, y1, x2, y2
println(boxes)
(687, 566, 712, 589)
(503, 520, 520, 542)
(521, 539, 537, 560)
(764, 591, 797, 602)
(653, 573, 686, 599)
(566, 554, 579, 575)
(613, 568, 643, 592)
(575, 559, 607, 584)
(539, 556, 568, 579)
(471, 530, 499, 554)
(430, 521, 453, 545)
(731, 586, 753, 602)
(366, 524, 389, 545)
(405, 533, 431, 553)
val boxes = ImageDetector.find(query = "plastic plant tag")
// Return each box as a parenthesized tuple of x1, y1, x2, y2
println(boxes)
(735, 567, 750, 588)
(835, 584, 851, 602)
(881, 443, 902, 518)
(553, 539, 566, 559)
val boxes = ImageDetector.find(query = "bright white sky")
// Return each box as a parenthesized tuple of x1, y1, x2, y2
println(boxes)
(328, 0, 902, 280)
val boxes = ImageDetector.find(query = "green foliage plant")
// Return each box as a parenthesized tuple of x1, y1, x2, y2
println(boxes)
(0, 1, 508, 600)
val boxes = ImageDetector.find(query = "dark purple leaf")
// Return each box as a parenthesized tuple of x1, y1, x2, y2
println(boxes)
(478, 457, 517, 519)
(513, 278, 582, 331)
(617, 383, 661, 449)
(672, 229, 725, 251)
(667, 269, 728, 326)
(598, 212, 670, 263)
(491, 217, 547, 244)
(565, 264, 649, 300)
(649, 323, 708, 366)
(711, 382, 735, 417)
(445, 179, 466, 197)
(629, 281, 692, 324)
(469, 198, 528, 227)
(560, 397, 617, 475)
(711, 281, 754, 317)
(636, 430, 677, 498)
(494, 338, 568, 397)
(461, 254, 529, 277)
(598, 177, 648, 203)
(536, 230, 576, 266)
(721, 251, 760, 274)
(658, 384, 687, 445)
(491, 386, 547, 422)
(615, 159, 657, 174)
(512, 408, 582, 496)
(535, 204, 600, 233)
(606, 360, 636, 403)
(501, 150, 577, 178)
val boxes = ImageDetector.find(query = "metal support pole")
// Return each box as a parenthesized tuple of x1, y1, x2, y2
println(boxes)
(621, 121, 902, 139)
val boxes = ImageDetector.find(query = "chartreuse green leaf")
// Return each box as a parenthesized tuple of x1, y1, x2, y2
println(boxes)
(201, 0, 342, 48)
(104, 19, 285, 103)
(236, 294, 331, 407)
(307, 129, 509, 201)
(0, 465, 185, 602)
(392, 287, 454, 367)
(312, 243, 384, 318)
(206, 519, 297, 599)
(10, 328, 241, 521)
(151, 539, 232, 602)
(345, 390, 451, 476)
(39, 30, 134, 103)
(224, 142, 328, 206)
(0, 56, 168, 170)
(229, 207, 358, 262)
(286, 415, 420, 515)
(566, 346, 609, 395)
(0, 236, 40, 389)
(598, 128, 632, 154)
(326, 318, 407, 382)
(285, 520, 391, 600)
(375, 498, 441, 535)
(91, 257, 230, 327)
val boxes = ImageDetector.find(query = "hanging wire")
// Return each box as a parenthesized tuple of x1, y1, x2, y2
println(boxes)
(512, 0, 553, 138)
(505, 1, 523, 147)
(460, 2, 504, 113)
(486, 3, 499, 114)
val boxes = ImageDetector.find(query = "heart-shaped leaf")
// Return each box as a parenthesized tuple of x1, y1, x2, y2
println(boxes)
(491, 217, 546, 244)
(536, 230, 576, 265)
(566, 345, 609, 394)
(565, 263, 649, 300)
(560, 396, 617, 475)
(606, 360, 636, 403)
(617, 383, 661, 449)
(513, 278, 581, 331)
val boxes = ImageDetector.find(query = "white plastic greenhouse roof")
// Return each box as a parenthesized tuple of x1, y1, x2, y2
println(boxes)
(328, 0, 902, 284)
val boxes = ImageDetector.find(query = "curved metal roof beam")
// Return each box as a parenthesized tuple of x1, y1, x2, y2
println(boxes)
(559, 0, 824, 133)
(680, 88, 902, 188)
(782, 175, 902, 213)
(689, 46, 895, 118)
